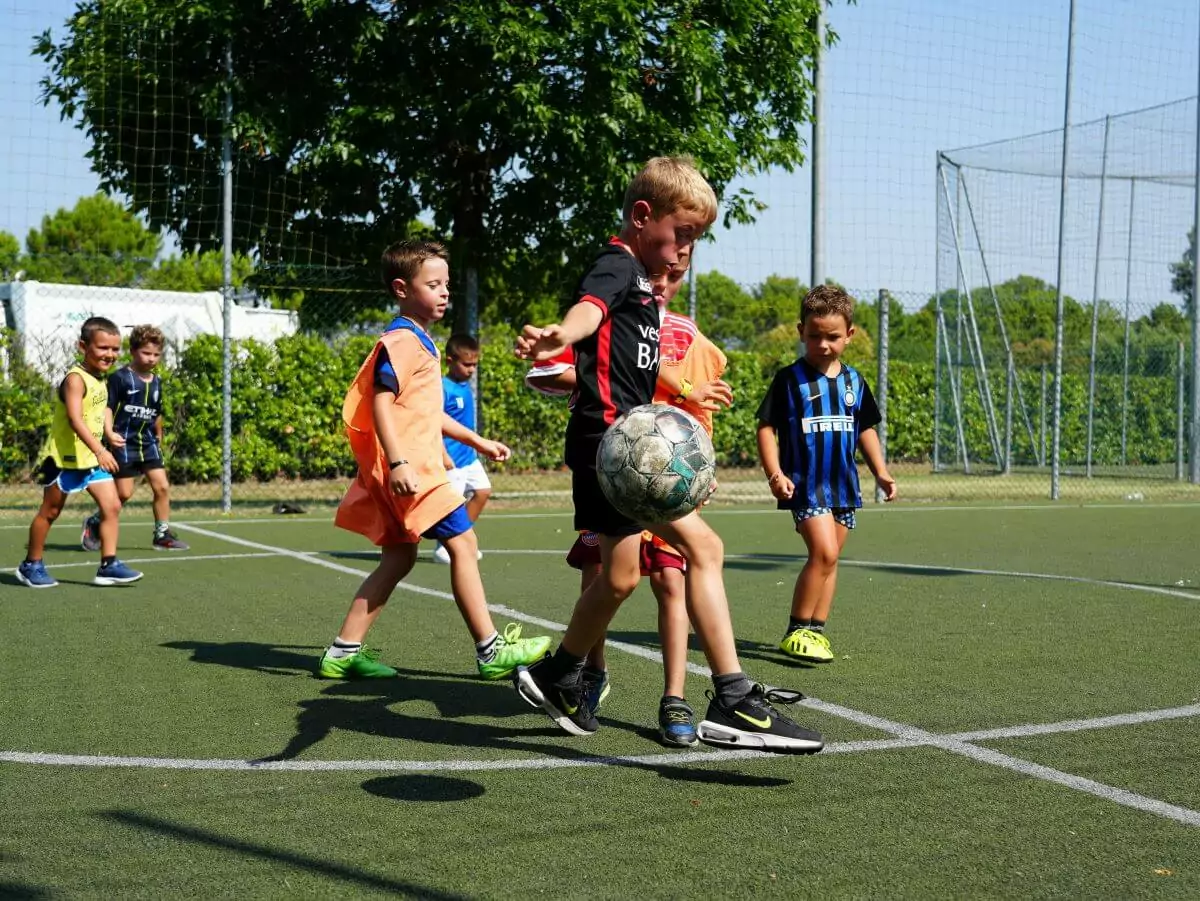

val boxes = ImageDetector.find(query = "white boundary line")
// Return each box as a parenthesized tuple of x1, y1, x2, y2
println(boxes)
(4, 522, 1199, 827)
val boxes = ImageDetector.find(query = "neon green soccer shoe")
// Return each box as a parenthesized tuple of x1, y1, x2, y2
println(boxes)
(477, 623, 553, 681)
(779, 627, 834, 664)
(316, 647, 398, 679)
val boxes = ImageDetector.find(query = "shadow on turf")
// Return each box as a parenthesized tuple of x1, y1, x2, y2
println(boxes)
(162, 640, 330, 677)
(0, 882, 50, 899)
(101, 811, 469, 899)
(257, 679, 792, 788)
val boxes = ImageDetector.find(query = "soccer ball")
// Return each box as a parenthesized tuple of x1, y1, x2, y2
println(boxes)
(596, 403, 716, 523)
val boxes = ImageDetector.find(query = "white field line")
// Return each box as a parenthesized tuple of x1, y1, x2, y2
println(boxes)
(2, 552, 283, 575)
(6, 523, 1200, 827)
(4, 498, 1198, 530)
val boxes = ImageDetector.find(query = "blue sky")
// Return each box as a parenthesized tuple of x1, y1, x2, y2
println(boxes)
(1, 0, 1198, 309)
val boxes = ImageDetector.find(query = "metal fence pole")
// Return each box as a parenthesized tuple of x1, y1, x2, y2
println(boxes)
(1178, 340, 1186, 481)
(1051, 0, 1078, 500)
(1086, 115, 1111, 478)
(1040, 363, 1048, 466)
(933, 156, 943, 472)
(1192, 85, 1200, 481)
(810, 2, 825, 292)
(1121, 180, 1136, 466)
(221, 42, 234, 513)
(1004, 359, 1013, 475)
(875, 289, 889, 502)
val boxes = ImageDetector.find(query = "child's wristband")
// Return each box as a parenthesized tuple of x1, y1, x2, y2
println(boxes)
(674, 378, 694, 403)
(388, 459, 409, 470)
(767, 471, 784, 485)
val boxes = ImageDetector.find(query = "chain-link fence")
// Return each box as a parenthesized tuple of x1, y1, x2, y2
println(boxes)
(4, 2, 1200, 511)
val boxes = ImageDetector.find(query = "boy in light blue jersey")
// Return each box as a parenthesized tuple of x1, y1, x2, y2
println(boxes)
(433, 333, 491, 564)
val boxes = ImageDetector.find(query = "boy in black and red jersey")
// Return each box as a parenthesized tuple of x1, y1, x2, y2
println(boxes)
(513, 156, 824, 754)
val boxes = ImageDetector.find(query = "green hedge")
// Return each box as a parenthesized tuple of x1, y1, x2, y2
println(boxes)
(0, 327, 1186, 483)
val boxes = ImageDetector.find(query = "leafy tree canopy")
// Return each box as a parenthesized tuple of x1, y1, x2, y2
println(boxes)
(21, 194, 160, 286)
(37, 0, 828, 328)
(0, 231, 19, 279)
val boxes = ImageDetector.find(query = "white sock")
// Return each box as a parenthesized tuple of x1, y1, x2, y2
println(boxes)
(326, 637, 361, 659)
(475, 631, 500, 663)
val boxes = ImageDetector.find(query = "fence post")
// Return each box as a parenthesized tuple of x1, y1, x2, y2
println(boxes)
(1178, 340, 1186, 482)
(220, 41, 234, 513)
(876, 289, 889, 502)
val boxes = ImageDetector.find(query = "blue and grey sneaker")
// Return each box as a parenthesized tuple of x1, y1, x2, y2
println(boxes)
(81, 515, 101, 552)
(581, 665, 611, 712)
(16, 559, 58, 589)
(93, 559, 144, 586)
(658, 696, 699, 748)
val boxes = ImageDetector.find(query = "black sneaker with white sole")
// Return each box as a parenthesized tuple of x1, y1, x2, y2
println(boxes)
(514, 656, 599, 736)
(696, 684, 824, 754)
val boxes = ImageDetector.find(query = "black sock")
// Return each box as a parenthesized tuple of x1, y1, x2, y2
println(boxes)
(809, 619, 826, 634)
(548, 646, 586, 687)
(713, 672, 753, 708)
(101, 555, 116, 567)
(788, 616, 811, 635)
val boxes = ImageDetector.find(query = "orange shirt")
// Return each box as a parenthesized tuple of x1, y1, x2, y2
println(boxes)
(335, 325, 464, 545)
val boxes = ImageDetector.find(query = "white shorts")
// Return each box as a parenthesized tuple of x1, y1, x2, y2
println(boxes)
(448, 459, 491, 497)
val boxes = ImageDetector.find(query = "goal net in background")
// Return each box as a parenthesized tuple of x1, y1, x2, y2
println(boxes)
(936, 98, 1197, 483)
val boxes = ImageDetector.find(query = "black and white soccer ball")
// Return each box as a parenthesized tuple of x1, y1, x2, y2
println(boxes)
(596, 403, 717, 523)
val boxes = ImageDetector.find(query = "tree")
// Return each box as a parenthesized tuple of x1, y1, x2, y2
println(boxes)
(0, 231, 19, 279)
(1169, 226, 1195, 319)
(21, 194, 160, 286)
(142, 250, 255, 293)
(37, 0, 829, 329)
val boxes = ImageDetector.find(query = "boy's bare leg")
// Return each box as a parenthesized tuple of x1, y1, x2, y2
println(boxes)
(335, 544, 417, 643)
(441, 528, 493, 641)
(87, 480, 124, 558)
(465, 488, 490, 523)
(26, 485, 68, 560)
(145, 468, 172, 523)
(114, 476, 136, 506)
(649, 567, 689, 699)
(559, 534, 642, 658)
(793, 515, 850, 621)
(578, 563, 607, 671)
(646, 513, 740, 676)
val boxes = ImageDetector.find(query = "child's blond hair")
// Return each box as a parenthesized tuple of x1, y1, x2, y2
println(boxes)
(129, 324, 166, 350)
(622, 156, 718, 226)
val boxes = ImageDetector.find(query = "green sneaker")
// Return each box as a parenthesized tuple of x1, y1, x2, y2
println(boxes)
(316, 647, 398, 679)
(477, 623, 553, 681)
(779, 627, 834, 664)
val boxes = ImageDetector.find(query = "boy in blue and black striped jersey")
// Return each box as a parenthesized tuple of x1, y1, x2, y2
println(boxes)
(82, 324, 190, 553)
(757, 285, 897, 666)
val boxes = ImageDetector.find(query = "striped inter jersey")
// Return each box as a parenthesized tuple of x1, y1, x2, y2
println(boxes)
(756, 358, 882, 510)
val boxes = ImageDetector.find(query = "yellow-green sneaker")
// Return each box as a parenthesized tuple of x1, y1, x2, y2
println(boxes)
(316, 647, 398, 679)
(779, 627, 834, 664)
(477, 623, 553, 681)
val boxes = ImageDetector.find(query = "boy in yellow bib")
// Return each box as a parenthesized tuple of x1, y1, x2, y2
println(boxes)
(17, 317, 143, 588)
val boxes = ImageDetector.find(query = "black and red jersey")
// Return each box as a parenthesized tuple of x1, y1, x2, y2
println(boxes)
(565, 238, 659, 467)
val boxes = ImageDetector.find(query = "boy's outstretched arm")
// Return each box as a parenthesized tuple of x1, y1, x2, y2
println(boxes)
(442, 414, 511, 462)
(858, 428, 897, 501)
(515, 302, 604, 362)
(756, 422, 794, 501)
(63, 373, 117, 473)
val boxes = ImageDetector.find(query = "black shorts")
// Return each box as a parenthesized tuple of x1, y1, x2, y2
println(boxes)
(114, 458, 165, 480)
(571, 466, 642, 537)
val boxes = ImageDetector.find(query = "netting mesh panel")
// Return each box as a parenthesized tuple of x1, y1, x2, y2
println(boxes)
(936, 99, 1196, 481)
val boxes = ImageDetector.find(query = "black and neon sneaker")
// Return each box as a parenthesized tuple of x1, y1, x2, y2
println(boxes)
(515, 656, 598, 737)
(658, 696, 699, 748)
(580, 665, 611, 711)
(696, 684, 824, 754)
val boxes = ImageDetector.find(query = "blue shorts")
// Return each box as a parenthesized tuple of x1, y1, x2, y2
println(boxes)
(422, 504, 472, 541)
(792, 506, 856, 530)
(36, 459, 113, 495)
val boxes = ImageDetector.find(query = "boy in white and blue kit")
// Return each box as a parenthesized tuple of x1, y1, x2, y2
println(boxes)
(433, 333, 491, 563)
